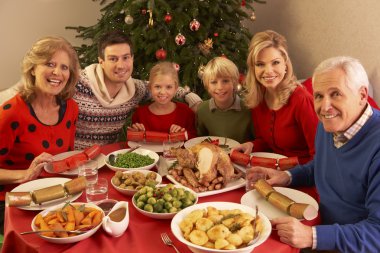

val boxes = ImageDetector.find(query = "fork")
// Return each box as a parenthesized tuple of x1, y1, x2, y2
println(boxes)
(161, 233, 181, 253)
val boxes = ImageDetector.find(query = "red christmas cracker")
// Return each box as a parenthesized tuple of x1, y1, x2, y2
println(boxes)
(169, 131, 188, 142)
(230, 150, 250, 166)
(145, 131, 169, 143)
(83, 144, 101, 159)
(127, 130, 145, 142)
(278, 157, 299, 170)
(250, 156, 277, 169)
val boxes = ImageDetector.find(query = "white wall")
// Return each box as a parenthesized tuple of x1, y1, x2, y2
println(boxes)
(0, 0, 102, 90)
(248, 0, 380, 102)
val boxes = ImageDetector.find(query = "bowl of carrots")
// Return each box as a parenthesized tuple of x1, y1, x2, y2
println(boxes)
(31, 202, 104, 243)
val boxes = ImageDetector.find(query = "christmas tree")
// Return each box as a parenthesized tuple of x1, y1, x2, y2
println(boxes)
(67, 0, 265, 98)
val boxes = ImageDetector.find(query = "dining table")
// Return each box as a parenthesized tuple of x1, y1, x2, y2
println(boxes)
(2, 142, 320, 253)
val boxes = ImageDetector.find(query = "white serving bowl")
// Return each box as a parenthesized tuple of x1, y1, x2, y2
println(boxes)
(171, 202, 272, 253)
(31, 202, 104, 244)
(105, 148, 159, 172)
(132, 184, 198, 219)
(111, 170, 162, 196)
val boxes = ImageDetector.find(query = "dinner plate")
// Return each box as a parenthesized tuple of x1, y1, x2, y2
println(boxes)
(183, 136, 240, 152)
(233, 152, 287, 171)
(128, 141, 184, 153)
(166, 174, 245, 197)
(10, 177, 82, 211)
(240, 187, 319, 220)
(44, 150, 106, 175)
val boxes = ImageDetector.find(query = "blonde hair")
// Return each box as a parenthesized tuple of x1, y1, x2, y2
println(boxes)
(202, 57, 239, 91)
(149, 61, 179, 87)
(19, 36, 80, 102)
(244, 30, 298, 108)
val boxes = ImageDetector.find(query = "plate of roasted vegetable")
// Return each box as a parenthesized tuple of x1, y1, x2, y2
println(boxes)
(132, 184, 198, 219)
(111, 170, 162, 196)
(165, 142, 245, 197)
(30, 202, 104, 243)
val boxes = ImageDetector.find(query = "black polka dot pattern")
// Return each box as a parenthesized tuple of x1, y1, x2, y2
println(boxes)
(42, 140, 50, 149)
(25, 153, 35, 161)
(5, 160, 14, 166)
(11, 121, 19, 130)
(0, 148, 8, 155)
(66, 120, 71, 129)
(28, 124, 36, 132)
(3, 104, 11, 110)
(56, 138, 63, 147)
(15, 136, 20, 143)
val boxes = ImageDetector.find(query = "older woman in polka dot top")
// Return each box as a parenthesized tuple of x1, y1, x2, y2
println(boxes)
(0, 36, 79, 188)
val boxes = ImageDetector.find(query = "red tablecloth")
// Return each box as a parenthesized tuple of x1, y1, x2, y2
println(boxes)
(2, 143, 320, 253)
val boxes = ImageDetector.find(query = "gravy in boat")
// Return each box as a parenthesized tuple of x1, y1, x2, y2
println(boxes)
(109, 207, 127, 222)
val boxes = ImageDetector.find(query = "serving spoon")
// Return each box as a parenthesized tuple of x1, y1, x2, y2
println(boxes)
(108, 145, 141, 165)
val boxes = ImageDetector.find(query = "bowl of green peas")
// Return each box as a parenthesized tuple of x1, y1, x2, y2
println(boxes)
(105, 148, 159, 172)
(132, 184, 198, 219)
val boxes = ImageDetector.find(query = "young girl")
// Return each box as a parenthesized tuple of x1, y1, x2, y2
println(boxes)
(129, 62, 196, 138)
(196, 57, 254, 143)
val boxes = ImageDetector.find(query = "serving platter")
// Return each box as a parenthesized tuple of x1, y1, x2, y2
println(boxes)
(240, 187, 319, 220)
(166, 174, 245, 197)
(128, 140, 183, 153)
(10, 177, 82, 211)
(44, 150, 106, 176)
(184, 136, 239, 152)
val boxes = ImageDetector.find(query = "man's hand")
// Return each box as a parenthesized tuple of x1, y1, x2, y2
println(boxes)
(272, 217, 313, 249)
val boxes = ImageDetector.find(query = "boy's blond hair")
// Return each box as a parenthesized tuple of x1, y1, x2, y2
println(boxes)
(202, 57, 239, 91)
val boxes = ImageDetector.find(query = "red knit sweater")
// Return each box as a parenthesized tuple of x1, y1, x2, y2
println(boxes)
(132, 102, 196, 139)
(252, 86, 318, 164)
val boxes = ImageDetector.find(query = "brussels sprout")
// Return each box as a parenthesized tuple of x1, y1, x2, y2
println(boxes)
(147, 197, 157, 205)
(144, 204, 153, 212)
(164, 202, 173, 210)
(163, 193, 173, 202)
(172, 200, 182, 208)
(153, 203, 163, 212)
(182, 198, 194, 208)
(136, 201, 145, 209)
(137, 194, 148, 203)
(170, 189, 178, 197)
(169, 207, 177, 213)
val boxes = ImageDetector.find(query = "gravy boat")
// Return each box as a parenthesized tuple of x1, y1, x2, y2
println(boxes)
(102, 201, 129, 237)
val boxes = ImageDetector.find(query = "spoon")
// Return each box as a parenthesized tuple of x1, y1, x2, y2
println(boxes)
(109, 145, 141, 165)
(247, 205, 260, 246)
(21, 226, 94, 235)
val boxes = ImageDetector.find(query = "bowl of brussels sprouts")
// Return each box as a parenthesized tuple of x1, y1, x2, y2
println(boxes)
(105, 148, 159, 172)
(132, 184, 198, 219)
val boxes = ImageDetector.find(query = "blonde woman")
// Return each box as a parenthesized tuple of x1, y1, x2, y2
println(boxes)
(236, 30, 318, 164)
(196, 57, 254, 143)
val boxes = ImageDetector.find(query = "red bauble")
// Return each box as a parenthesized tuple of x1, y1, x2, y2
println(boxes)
(189, 19, 200, 31)
(164, 13, 172, 24)
(155, 48, 167, 60)
(141, 9, 147, 15)
(214, 32, 219, 37)
(239, 73, 245, 84)
(175, 33, 186, 46)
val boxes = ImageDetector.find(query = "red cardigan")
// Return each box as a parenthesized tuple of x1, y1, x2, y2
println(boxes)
(252, 86, 318, 164)
(132, 102, 196, 139)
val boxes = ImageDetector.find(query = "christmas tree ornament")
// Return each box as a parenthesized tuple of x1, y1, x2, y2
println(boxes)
(250, 12, 256, 21)
(147, 10, 154, 27)
(164, 13, 172, 24)
(155, 48, 167, 60)
(241, 0, 246, 7)
(172, 63, 180, 72)
(198, 65, 205, 79)
(198, 38, 213, 55)
(239, 73, 245, 84)
(175, 33, 186, 46)
(124, 15, 134, 25)
(214, 32, 219, 37)
(141, 9, 147, 15)
(189, 19, 200, 31)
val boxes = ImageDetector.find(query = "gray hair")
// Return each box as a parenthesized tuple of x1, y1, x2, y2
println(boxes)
(312, 56, 369, 92)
